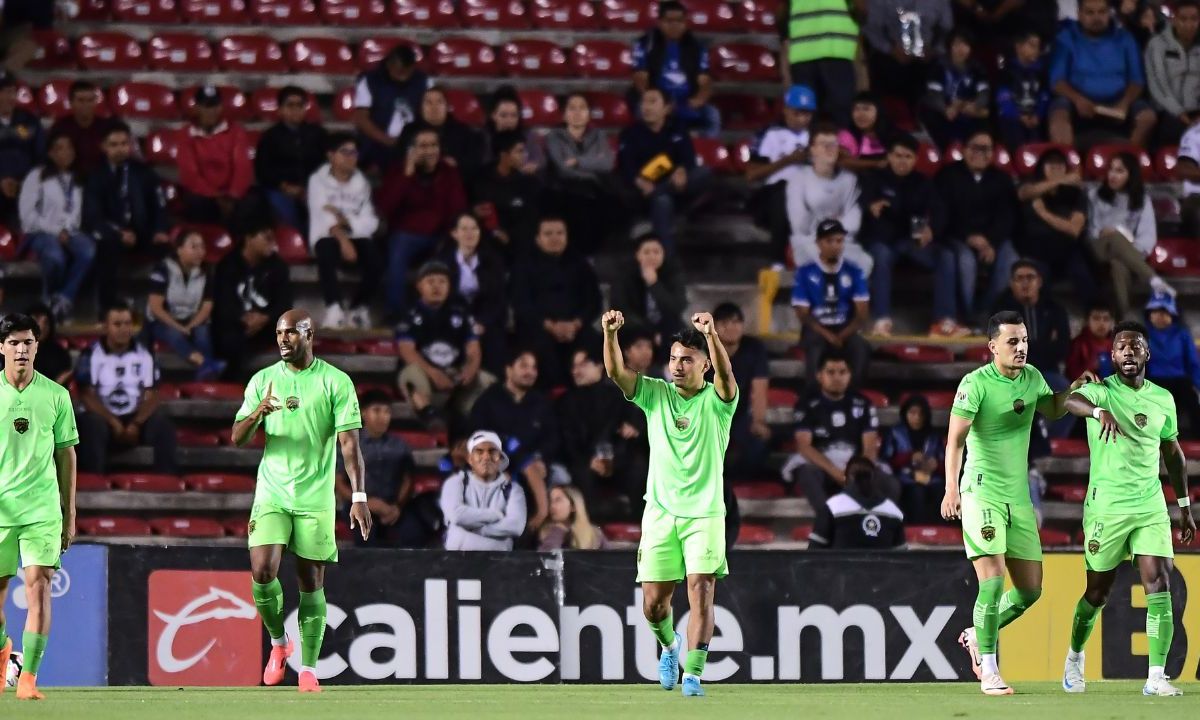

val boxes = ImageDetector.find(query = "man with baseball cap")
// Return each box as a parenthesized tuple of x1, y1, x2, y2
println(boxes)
(744, 84, 816, 255)
(438, 429, 527, 551)
(176, 85, 253, 223)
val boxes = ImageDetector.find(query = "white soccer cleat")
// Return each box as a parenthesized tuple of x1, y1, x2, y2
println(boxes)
(1062, 652, 1086, 693)
(958, 627, 982, 680)
(1143, 676, 1183, 696)
(981, 673, 1014, 696)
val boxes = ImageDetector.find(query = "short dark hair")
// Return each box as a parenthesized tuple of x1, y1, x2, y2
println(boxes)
(1086, 303, 1114, 318)
(641, 86, 669, 104)
(276, 85, 307, 107)
(104, 120, 132, 140)
(658, 0, 686, 16)
(326, 131, 356, 154)
(538, 214, 567, 231)
(1177, 0, 1200, 10)
(102, 301, 134, 321)
(671, 329, 709, 356)
(1113, 320, 1149, 342)
(888, 133, 920, 154)
(817, 349, 850, 371)
(949, 28, 975, 48)
(506, 347, 537, 367)
(1010, 258, 1042, 278)
(69, 80, 97, 98)
(573, 341, 603, 366)
(493, 130, 525, 156)
(965, 128, 993, 146)
(987, 310, 1025, 339)
(386, 44, 417, 67)
(712, 302, 743, 323)
(810, 120, 839, 140)
(625, 325, 656, 347)
(0, 313, 40, 343)
(360, 390, 392, 409)
(633, 231, 662, 250)
(1013, 29, 1041, 45)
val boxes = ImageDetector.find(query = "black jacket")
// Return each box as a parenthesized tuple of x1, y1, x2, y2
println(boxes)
(1016, 184, 1087, 264)
(859, 167, 947, 245)
(83, 159, 169, 244)
(437, 246, 508, 330)
(935, 161, 1016, 245)
(255, 121, 328, 190)
(469, 383, 559, 472)
(990, 290, 1071, 373)
(556, 381, 629, 467)
(606, 258, 686, 336)
(471, 164, 543, 256)
(400, 116, 485, 180)
(212, 250, 295, 330)
(617, 119, 696, 184)
(511, 249, 601, 338)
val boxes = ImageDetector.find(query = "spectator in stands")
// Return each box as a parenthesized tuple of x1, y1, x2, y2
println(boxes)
(539, 485, 609, 550)
(744, 85, 814, 256)
(335, 390, 427, 548)
(792, 219, 871, 388)
(1087, 152, 1174, 318)
(1015, 148, 1095, 305)
(437, 211, 509, 375)
(617, 87, 710, 253)
(860, 133, 962, 337)
(175, 86, 253, 224)
(545, 93, 619, 256)
(953, 0, 1058, 45)
(84, 122, 170, 310)
(919, 29, 990, 148)
(789, 351, 894, 508)
(145, 229, 225, 381)
(995, 30, 1051, 151)
(482, 88, 544, 173)
(1049, 0, 1157, 148)
(256, 86, 327, 233)
(1145, 0, 1200, 144)
(713, 302, 771, 481)
(48, 80, 116, 177)
(1066, 303, 1116, 381)
(440, 429, 528, 551)
(0, 1, 46, 71)
(608, 233, 686, 357)
(782, 0, 858, 124)
(864, 0, 952, 108)
(469, 350, 556, 531)
(398, 86, 484, 179)
(352, 44, 429, 172)
(882, 394, 944, 523)
(1176, 118, 1200, 236)
(212, 217, 294, 379)
(936, 129, 1018, 324)
(26, 302, 72, 385)
(472, 130, 542, 259)
(1145, 293, 1200, 430)
(307, 133, 381, 330)
(837, 92, 890, 172)
(0, 71, 40, 224)
(396, 260, 493, 429)
(622, 325, 658, 376)
(789, 124, 870, 273)
(377, 127, 467, 318)
(18, 132, 93, 321)
(76, 303, 177, 474)
(1116, 0, 1165, 49)
(630, 0, 719, 137)
(809, 454, 906, 549)
(990, 260, 1071, 388)
(512, 217, 602, 388)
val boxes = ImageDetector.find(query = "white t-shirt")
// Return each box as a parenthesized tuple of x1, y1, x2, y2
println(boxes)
(753, 125, 810, 185)
(1179, 123, 1200, 197)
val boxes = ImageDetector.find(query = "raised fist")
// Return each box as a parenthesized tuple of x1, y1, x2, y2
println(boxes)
(602, 310, 624, 333)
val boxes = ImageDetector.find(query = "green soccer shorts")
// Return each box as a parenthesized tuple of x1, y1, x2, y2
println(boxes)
(636, 503, 728, 582)
(0, 517, 62, 577)
(960, 493, 1043, 562)
(1083, 510, 1173, 572)
(248, 502, 338, 563)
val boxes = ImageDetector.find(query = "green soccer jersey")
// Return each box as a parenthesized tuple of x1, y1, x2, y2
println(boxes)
(0, 371, 78, 526)
(1075, 376, 1176, 515)
(627, 374, 737, 518)
(950, 362, 1054, 506)
(236, 358, 362, 513)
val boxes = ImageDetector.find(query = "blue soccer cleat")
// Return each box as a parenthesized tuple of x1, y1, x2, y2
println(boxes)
(682, 675, 705, 697)
(658, 632, 681, 690)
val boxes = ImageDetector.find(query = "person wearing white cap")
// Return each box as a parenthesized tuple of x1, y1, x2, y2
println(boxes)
(438, 430, 527, 551)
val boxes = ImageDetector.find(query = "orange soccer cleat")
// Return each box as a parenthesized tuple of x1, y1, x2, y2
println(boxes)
(298, 670, 321, 693)
(262, 639, 294, 686)
(0, 636, 10, 694)
(16, 672, 44, 700)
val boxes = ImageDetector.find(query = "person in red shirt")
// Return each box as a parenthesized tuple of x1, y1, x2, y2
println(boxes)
(1066, 304, 1116, 380)
(175, 85, 253, 223)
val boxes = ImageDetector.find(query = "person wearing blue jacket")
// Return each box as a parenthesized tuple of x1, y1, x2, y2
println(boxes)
(995, 31, 1050, 151)
(1145, 292, 1200, 431)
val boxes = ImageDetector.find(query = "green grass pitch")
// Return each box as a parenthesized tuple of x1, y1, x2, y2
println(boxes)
(0, 683, 1197, 719)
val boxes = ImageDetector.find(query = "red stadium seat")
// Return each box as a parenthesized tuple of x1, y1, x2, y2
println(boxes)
(181, 84, 250, 121)
(217, 35, 288, 73)
(531, 0, 601, 29)
(710, 43, 778, 81)
(905, 525, 962, 546)
(39, 80, 110, 119)
(571, 40, 633, 78)
(112, 0, 180, 22)
(148, 32, 216, 72)
(111, 474, 186, 493)
(12, 82, 31, 114)
(899, 390, 956, 410)
(151, 517, 226, 538)
(336, 521, 353, 541)
(959, 345, 991, 363)
(1084, 143, 1154, 180)
(287, 37, 356, 74)
(1013, 142, 1081, 178)
(1050, 438, 1088, 457)
(693, 137, 733, 173)
(1149, 237, 1200, 277)
(1039, 528, 1073, 547)
(459, 0, 530, 27)
(945, 141, 1013, 174)
(111, 82, 179, 120)
(518, 89, 560, 126)
(600, 0, 647, 28)
(429, 37, 499, 76)
(790, 525, 813, 541)
(181, 0, 249, 22)
(730, 137, 755, 173)
(144, 129, 181, 166)
(391, 430, 445, 449)
(332, 87, 356, 122)
(733, 481, 785, 500)
(737, 524, 777, 546)
(739, 0, 778, 32)
(250, 0, 319, 24)
(177, 428, 222, 448)
(914, 142, 941, 177)
(251, 87, 321, 123)
(684, 0, 745, 31)
(1047, 484, 1087, 502)
(78, 516, 152, 537)
(391, 0, 459, 27)
(603, 522, 642, 542)
(275, 225, 310, 263)
(156, 381, 182, 399)
(313, 338, 357, 353)
(1156, 146, 1179, 180)
(321, 0, 389, 25)
(29, 31, 75, 70)
(173, 223, 233, 263)
(185, 473, 257, 493)
(77, 473, 111, 492)
(75, 0, 113, 21)
(77, 32, 145, 71)
(178, 381, 245, 400)
(878, 344, 955, 364)
(224, 517, 250, 537)
(357, 338, 398, 355)
(412, 474, 444, 495)
(583, 91, 629, 128)
(357, 38, 425, 69)
(0, 224, 16, 262)
(64, 333, 101, 351)
(766, 386, 798, 408)
(712, 94, 772, 131)
(502, 40, 569, 78)
(442, 88, 485, 126)
(1180, 440, 1200, 456)
(859, 388, 889, 407)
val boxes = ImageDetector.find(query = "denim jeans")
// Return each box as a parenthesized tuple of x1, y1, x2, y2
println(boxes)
(952, 238, 1018, 322)
(644, 166, 712, 254)
(266, 188, 306, 232)
(149, 320, 215, 363)
(867, 238, 957, 321)
(386, 231, 438, 317)
(22, 231, 96, 302)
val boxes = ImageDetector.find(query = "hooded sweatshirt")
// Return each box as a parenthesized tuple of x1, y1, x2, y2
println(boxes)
(306, 162, 379, 248)
(1144, 24, 1200, 116)
(1146, 316, 1200, 389)
(175, 121, 254, 199)
(439, 469, 527, 551)
(19, 165, 82, 235)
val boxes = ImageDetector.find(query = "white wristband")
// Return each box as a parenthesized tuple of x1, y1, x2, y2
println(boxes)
(1092, 407, 1104, 420)
(352, 492, 368, 504)
(1179, 497, 1192, 508)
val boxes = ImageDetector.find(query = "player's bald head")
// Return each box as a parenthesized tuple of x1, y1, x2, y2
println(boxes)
(277, 309, 313, 336)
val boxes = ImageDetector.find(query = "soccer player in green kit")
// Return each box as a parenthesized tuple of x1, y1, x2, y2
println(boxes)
(602, 308, 737, 699)
(0, 313, 78, 701)
(941, 310, 1097, 696)
(231, 309, 371, 692)
(1059, 321, 1195, 697)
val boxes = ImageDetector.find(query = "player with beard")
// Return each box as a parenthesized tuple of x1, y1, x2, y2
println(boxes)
(1059, 321, 1194, 696)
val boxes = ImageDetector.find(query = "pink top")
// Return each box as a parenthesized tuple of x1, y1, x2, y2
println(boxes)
(838, 129, 886, 158)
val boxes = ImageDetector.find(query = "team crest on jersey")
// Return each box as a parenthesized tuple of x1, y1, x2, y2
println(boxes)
(286, 396, 300, 411)
(1088, 539, 1100, 555)
(862, 514, 881, 538)
(674, 416, 690, 430)
(248, 520, 256, 535)
(980, 525, 996, 541)
(1012, 399, 1025, 415)
(12, 417, 28, 434)
(1135, 413, 1148, 428)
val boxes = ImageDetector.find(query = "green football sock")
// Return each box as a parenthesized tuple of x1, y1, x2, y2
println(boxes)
(298, 589, 327, 668)
(21, 631, 47, 676)
(649, 613, 675, 648)
(251, 579, 286, 640)
(1069, 597, 1102, 653)
(1146, 591, 1173, 668)
(0, 620, 7, 648)
(684, 648, 708, 677)
(997, 587, 1042, 629)
(974, 576, 1004, 654)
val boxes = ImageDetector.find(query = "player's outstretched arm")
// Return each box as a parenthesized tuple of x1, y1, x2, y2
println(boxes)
(1064, 389, 1126, 443)
(55, 446, 76, 552)
(339, 429, 372, 541)
(941, 415, 972, 520)
(1163, 440, 1196, 544)
(1040, 370, 1101, 420)
(694, 311, 736, 402)
(602, 310, 638, 398)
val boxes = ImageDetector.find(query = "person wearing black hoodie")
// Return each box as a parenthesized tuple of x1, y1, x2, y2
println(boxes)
(255, 86, 327, 232)
(606, 233, 686, 359)
(808, 455, 906, 549)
